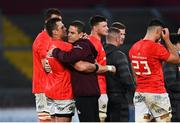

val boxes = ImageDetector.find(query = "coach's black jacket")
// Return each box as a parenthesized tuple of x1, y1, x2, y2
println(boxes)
(105, 44, 135, 103)
(163, 63, 180, 121)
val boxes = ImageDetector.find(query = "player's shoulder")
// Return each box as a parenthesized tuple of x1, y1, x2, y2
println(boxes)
(59, 41, 73, 50)
(34, 31, 49, 43)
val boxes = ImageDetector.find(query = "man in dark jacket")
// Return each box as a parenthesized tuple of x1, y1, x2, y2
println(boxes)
(163, 33, 180, 122)
(48, 20, 115, 122)
(105, 27, 135, 121)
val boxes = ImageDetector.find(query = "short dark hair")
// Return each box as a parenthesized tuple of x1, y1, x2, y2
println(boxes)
(89, 15, 107, 27)
(108, 27, 120, 34)
(44, 8, 61, 21)
(106, 27, 120, 41)
(112, 22, 126, 29)
(148, 19, 165, 28)
(70, 20, 85, 33)
(45, 18, 61, 37)
(170, 33, 180, 44)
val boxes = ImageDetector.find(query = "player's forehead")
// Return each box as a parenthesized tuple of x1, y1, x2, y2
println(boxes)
(97, 21, 108, 26)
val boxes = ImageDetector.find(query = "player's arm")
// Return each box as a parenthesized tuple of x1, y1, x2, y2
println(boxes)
(51, 42, 91, 64)
(37, 39, 52, 72)
(51, 42, 115, 73)
(162, 28, 180, 64)
(41, 58, 51, 73)
(74, 61, 116, 73)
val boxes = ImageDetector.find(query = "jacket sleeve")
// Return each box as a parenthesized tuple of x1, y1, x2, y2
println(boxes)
(52, 41, 92, 64)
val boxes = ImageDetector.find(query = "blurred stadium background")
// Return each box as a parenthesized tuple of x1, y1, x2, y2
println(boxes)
(0, 0, 180, 121)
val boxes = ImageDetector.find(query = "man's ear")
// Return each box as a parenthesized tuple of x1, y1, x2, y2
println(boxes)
(93, 26, 98, 32)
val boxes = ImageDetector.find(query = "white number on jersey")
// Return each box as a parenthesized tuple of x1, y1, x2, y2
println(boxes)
(132, 60, 151, 75)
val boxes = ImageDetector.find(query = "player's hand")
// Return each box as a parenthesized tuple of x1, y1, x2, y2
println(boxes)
(48, 45, 56, 57)
(106, 65, 116, 73)
(98, 94, 108, 122)
(81, 33, 88, 39)
(42, 59, 51, 73)
(161, 28, 170, 41)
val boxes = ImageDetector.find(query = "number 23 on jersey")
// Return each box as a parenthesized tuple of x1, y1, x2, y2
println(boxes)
(132, 60, 151, 75)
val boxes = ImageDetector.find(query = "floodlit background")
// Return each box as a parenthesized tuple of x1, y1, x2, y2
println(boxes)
(0, 0, 180, 121)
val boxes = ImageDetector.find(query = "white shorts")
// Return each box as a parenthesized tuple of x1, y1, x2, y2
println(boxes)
(47, 98, 75, 116)
(35, 93, 49, 113)
(134, 92, 172, 121)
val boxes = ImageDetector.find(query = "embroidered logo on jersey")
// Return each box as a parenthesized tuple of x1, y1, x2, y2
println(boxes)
(74, 45, 83, 50)
(38, 105, 45, 110)
(57, 106, 64, 111)
(101, 104, 106, 109)
(68, 105, 74, 111)
(134, 95, 145, 103)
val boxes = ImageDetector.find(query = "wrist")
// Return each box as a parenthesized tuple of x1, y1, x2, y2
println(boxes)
(106, 65, 113, 72)
(94, 63, 99, 72)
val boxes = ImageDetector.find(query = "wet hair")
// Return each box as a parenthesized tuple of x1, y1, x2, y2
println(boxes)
(112, 22, 126, 29)
(44, 8, 61, 21)
(89, 15, 107, 28)
(45, 18, 61, 37)
(170, 33, 180, 44)
(70, 20, 85, 33)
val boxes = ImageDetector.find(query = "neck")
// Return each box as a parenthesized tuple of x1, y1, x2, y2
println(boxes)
(91, 31, 101, 40)
(143, 33, 156, 42)
(107, 41, 117, 47)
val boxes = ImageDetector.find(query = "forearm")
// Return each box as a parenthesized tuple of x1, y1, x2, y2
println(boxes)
(165, 39, 179, 58)
(52, 48, 80, 64)
(73, 61, 96, 73)
(74, 61, 116, 73)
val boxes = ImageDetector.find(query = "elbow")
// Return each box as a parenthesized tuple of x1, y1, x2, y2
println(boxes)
(174, 56, 180, 64)
(177, 57, 180, 64)
(74, 63, 86, 72)
(167, 54, 180, 64)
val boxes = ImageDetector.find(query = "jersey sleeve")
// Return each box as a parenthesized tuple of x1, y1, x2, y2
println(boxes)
(154, 44, 170, 61)
(36, 37, 50, 59)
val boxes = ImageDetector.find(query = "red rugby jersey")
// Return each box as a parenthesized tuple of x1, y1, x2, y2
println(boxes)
(32, 30, 50, 93)
(129, 40, 170, 93)
(89, 35, 107, 94)
(45, 40, 74, 100)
